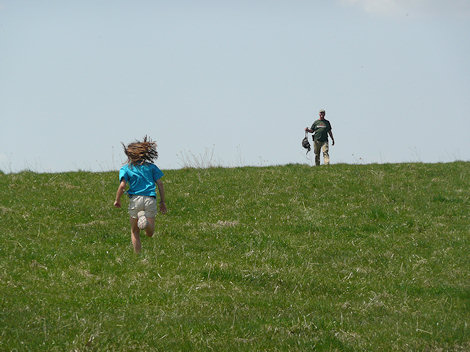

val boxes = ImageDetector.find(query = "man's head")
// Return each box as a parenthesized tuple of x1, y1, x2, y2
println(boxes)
(319, 109, 326, 119)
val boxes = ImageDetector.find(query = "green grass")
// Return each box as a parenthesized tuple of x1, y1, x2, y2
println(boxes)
(0, 162, 469, 351)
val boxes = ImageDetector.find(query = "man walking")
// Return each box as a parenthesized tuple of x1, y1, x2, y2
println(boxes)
(305, 109, 335, 166)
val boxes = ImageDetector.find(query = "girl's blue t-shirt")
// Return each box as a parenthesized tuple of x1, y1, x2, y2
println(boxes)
(119, 163, 164, 197)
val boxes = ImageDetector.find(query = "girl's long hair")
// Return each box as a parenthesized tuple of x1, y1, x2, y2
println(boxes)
(122, 136, 158, 166)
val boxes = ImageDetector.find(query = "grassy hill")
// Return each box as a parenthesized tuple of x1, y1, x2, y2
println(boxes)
(0, 162, 469, 351)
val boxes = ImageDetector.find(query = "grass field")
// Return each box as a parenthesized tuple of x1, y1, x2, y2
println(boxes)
(0, 162, 469, 351)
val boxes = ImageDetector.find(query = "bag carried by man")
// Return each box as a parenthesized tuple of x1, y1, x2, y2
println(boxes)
(302, 131, 311, 154)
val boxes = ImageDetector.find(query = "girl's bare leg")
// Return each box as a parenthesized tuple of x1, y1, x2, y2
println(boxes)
(145, 217, 155, 237)
(130, 218, 141, 253)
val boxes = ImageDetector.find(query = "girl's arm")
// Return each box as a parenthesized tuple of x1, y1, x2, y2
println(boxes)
(156, 179, 167, 214)
(114, 180, 127, 208)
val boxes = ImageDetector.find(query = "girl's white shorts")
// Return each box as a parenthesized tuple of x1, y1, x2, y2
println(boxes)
(128, 195, 157, 218)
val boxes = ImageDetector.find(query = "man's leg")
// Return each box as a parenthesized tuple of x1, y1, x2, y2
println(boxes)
(313, 141, 321, 166)
(130, 217, 141, 253)
(322, 142, 330, 165)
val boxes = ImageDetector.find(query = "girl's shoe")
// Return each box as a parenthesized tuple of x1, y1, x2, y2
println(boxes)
(137, 211, 148, 230)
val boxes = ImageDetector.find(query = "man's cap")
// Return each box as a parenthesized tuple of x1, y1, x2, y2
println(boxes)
(319, 109, 325, 113)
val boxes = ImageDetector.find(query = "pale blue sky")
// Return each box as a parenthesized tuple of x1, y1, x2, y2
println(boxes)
(1, 0, 469, 172)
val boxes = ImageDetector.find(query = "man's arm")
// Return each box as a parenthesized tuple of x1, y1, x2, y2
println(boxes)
(305, 127, 313, 133)
(114, 179, 127, 208)
(328, 130, 335, 146)
(156, 179, 167, 214)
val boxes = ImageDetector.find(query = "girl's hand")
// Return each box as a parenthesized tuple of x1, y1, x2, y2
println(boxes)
(159, 201, 167, 214)
(114, 200, 121, 208)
